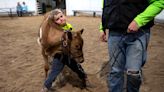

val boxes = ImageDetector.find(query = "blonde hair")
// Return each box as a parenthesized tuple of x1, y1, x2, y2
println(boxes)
(49, 9, 63, 21)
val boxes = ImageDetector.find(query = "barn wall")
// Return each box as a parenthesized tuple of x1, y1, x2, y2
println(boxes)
(66, 0, 102, 16)
(155, 10, 164, 23)
(65, 0, 164, 23)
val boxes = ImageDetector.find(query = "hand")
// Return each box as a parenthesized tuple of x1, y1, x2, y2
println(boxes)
(100, 31, 107, 42)
(127, 20, 139, 33)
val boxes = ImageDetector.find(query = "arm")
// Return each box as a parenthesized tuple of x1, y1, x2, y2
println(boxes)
(99, 23, 107, 42)
(128, 0, 164, 32)
(99, 0, 107, 42)
(134, 0, 164, 28)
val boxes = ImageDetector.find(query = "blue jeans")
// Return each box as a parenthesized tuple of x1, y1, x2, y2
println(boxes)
(107, 29, 150, 92)
(44, 54, 86, 89)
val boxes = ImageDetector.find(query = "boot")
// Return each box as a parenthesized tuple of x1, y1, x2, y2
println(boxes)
(40, 87, 48, 92)
(40, 87, 57, 92)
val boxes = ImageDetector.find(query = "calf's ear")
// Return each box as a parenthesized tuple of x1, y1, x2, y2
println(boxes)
(79, 29, 84, 34)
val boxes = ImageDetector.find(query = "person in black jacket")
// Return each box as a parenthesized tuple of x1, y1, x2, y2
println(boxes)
(100, 0, 164, 92)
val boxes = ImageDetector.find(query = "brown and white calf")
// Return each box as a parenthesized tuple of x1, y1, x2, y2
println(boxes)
(37, 12, 84, 78)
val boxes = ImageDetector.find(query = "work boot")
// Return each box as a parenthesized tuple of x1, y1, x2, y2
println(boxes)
(40, 87, 48, 92)
(40, 87, 57, 92)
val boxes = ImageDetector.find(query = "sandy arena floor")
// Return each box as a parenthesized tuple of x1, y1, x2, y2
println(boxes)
(0, 16, 164, 92)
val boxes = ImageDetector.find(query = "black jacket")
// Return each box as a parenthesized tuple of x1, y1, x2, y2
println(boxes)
(102, 0, 154, 32)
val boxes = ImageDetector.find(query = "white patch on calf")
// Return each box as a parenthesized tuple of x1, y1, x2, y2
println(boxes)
(37, 16, 49, 46)
(37, 38, 41, 46)
(37, 27, 42, 46)
(39, 27, 43, 39)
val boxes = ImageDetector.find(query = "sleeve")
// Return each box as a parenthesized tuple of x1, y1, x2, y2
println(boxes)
(99, 0, 104, 32)
(99, 23, 104, 32)
(134, 0, 164, 27)
(62, 23, 73, 31)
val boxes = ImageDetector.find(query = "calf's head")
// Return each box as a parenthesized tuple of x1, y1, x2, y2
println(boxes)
(70, 29, 84, 63)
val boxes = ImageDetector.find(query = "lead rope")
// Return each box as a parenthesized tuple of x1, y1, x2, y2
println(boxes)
(61, 31, 72, 64)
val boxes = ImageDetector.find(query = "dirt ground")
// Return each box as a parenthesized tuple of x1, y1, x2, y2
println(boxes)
(0, 16, 164, 92)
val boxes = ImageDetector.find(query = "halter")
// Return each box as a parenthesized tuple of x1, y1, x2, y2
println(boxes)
(61, 30, 72, 47)
(60, 30, 72, 64)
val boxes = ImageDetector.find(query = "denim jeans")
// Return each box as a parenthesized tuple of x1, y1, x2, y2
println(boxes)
(107, 29, 150, 92)
(44, 54, 86, 89)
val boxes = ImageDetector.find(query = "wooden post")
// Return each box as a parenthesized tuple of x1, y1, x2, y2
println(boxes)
(9, 8, 12, 17)
(93, 12, 96, 17)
